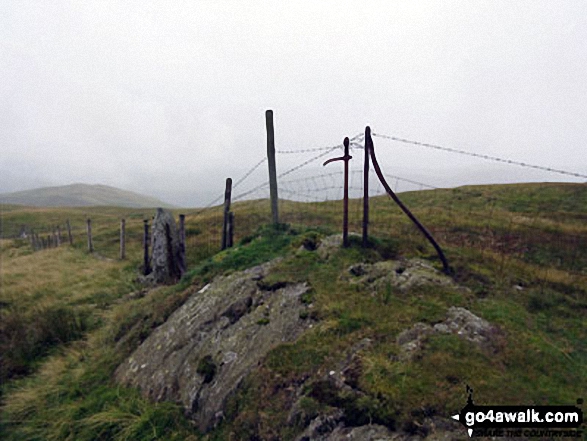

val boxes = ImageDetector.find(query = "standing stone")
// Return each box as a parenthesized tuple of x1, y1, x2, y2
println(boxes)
(150, 208, 184, 284)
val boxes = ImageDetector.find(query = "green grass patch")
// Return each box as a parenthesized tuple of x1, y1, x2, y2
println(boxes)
(1, 183, 586, 440)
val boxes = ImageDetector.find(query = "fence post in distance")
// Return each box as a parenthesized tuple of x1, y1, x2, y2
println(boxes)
(120, 218, 126, 260)
(66, 219, 73, 245)
(221, 178, 232, 250)
(86, 219, 94, 252)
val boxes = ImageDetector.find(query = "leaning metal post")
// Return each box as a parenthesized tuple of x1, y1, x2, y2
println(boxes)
(365, 127, 450, 274)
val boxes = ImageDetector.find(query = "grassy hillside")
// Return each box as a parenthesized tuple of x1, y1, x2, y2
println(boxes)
(0, 183, 175, 209)
(0, 182, 585, 440)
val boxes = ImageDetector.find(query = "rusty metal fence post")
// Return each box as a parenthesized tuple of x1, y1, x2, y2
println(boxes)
(363, 127, 370, 247)
(365, 126, 450, 274)
(323, 137, 352, 247)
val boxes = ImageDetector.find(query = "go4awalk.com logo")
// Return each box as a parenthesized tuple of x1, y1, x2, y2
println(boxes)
(451, 386, 584, 438)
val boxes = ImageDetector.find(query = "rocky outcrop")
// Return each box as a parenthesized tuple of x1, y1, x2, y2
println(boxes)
(397, 307, 501, 361)
(347, 259, 459, 291)
(320, 424, 397, 440)
(150, 208, 184, 284)
(115, 259, 313, 433)
(316, 233, 361, 259)
(118, 231, 491, 440)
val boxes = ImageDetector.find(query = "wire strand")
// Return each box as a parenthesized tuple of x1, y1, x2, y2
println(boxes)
(372, 132, 587, 179)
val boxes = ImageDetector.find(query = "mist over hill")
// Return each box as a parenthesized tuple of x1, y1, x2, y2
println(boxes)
(0, 183, 176, 208)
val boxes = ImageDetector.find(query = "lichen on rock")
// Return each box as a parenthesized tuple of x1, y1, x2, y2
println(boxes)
(149, 208, 184, 284)
(115, 258, 313, 433)
(347, 258, 458, 292)
(397, 307, 501, 361)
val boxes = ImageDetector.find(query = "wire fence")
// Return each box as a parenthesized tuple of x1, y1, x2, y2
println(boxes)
(216, 128, 587, 281)
(1, 128, 586, 284)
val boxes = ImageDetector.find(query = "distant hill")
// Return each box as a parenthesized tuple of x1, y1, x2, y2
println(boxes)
(0, 183, 175, 208)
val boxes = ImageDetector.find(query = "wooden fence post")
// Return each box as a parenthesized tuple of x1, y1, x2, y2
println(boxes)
(36, 233, 41, 249)
(221, 178, 232, 250)
(266, 109, 279, 225)
(41, 237, 46, 249)
(47, 234, 53, 248)
(143, 219, 151, 275)
(179, 214, 186, 275)
(66, 219, 73, 245)
(227, 212, 234, 248)
(120, 219, 126, 260)
(86, 219, 94, 252)
(56, 227, 61, 246)
(30, 230, 36, 250)
(363, 126, 370, 247)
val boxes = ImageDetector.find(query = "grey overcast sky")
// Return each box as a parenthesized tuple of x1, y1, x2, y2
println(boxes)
(1, 1, 586, 206)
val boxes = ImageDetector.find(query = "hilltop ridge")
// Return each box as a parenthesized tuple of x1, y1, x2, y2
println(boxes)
(0, 183, 175, 208)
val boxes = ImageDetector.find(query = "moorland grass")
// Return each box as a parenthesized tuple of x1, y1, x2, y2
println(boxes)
(1, 182, 586, 440)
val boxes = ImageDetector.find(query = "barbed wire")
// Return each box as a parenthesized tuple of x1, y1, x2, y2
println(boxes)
(233, 181, 269, 202)
(277, 147, 340, 179)
(348, 170, 439, 190)
(384, 174, 439, 190)
(280, 170, 343, 186)
(372, 132, 587, 179)
(281, 185, 342, 194)
(276, 132, 364, 154)
(233, 157, 267, 189)
(199, 156, 268, 210)
(232, 133, 364, 202)
(280, 188, 333, 201)
(277, 146, 343, 154)
(277, 169, 438, 196)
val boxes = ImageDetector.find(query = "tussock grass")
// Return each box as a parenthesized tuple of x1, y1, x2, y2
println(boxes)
(1, 182, 586, 440)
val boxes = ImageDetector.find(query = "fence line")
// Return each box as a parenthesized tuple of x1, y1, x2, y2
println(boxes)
(372, 132, 587, 179)
(1, 122, 585, 284)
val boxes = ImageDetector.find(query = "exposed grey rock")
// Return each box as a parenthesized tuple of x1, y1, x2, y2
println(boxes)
(347, 259, 458, 292)
(317, 233, 361, 259)
(397, 307, 499, 361)
(295, 409, 344, 441)
(298, 417, 465, 441)
(324, 338, 372, 391)
(396, 323, 434, 361)
(323, 424, 398, 440)
(115, 259, 312, 433)
(317, 234, 344, 259)
(436, 307, 494, 345)
(150, 208, 184, 284)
